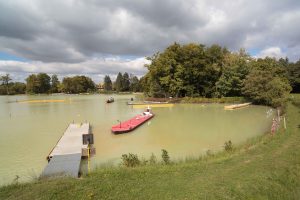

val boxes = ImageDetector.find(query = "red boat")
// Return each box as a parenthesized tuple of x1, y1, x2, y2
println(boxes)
(111, 108, 154, 134)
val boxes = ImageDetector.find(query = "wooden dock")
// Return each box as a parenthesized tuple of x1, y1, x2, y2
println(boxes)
(224, 102, 251, 110)
(41, 123, 94, 178)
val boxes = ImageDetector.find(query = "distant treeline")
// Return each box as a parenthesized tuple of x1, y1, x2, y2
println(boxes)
(103, 72, 141, 92)
(141, 43, 300, 107)
(1, 42, 300, 107)
(0, 72, 142, 95)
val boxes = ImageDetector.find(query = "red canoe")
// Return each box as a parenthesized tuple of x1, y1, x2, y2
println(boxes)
(111, 110, 154, 134)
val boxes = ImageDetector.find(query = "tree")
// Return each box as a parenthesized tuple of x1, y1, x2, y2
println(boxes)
(242, 69, 291, 107)
(0, 74, 12, 94)
(62, 75, 96, 94)
(144, 43, 227, 97)
(115, 72, 123, 92)
(26, 74, 39, 94)
(129, 75, 140, 92)
(9, 82, 26, 95)
(122, 72, 130, 91)
(50, 74, 60, 93)
(215, 51, 250, 97)
(103, 75, 112, 91)
(286, 60, 300, 93)
(36, 73, 51, 93)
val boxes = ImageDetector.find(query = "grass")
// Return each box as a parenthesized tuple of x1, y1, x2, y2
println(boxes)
(1, 95, 300, 199)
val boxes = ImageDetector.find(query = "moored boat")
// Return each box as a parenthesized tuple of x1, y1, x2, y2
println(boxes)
(106, 97, 114, 103)
(111, 107, 154, 134)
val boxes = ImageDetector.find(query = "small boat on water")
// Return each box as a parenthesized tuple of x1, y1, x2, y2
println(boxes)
(111, 107, 154, 134)
(106, 97, 114, 103)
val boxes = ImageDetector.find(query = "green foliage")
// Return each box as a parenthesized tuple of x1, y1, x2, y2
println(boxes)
(115, 72, 123, 92)
(142, 43, 293, 107)
(62, 76, 96, 94)
(0, 82, 26, 95)
(121, 153, 140, 167)
(0, 74, 12, 94)
(122, 72, 130, 91)
(0, 73, 25, 95)
(26, 73, 51, 94)
(103, 75, 112, 91)
(50, 74, 60, 93)
(224, 140, 233, 152)
(215, 51, 250, 97)
(242, 58, 292, 107)
(144, 43, 233, 97)
(286, 59, 300, 93)
(129, 75, 140, 92)
(161, 149, 170, 164)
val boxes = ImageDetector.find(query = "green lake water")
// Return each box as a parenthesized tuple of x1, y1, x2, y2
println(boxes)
(0, 94, 275, 185)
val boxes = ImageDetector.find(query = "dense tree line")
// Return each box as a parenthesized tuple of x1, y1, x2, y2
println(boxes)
(0, 74, 26, 95)
(103, 72, 141, 92)
(62, 76, 96, 94)
(142, 43, 299, 107)
(1, 42, 299, 107)
(1, 72, 142, 95)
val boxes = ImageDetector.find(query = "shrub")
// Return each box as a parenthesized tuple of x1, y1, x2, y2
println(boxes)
(121, 153, 140, 167)
(161, 149, 170, 164)
(224, 140, 233, 152)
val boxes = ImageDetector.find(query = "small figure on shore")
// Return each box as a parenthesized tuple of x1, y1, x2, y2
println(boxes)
(271, 118, 278, 135)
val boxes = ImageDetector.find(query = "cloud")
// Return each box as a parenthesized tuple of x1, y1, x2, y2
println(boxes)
(0, 57, 150, 83)
(0, 0, 300, 79)
(256, 47, 286, 59)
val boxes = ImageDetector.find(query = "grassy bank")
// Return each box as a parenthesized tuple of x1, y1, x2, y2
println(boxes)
(1, 96, 300, 199)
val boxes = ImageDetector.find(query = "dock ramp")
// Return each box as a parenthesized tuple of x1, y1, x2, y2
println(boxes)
(41, 123, 93, 178)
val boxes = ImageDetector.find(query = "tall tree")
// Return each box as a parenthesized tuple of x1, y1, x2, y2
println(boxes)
(0, 74, 12, 94)
(129, 75, 140, 92)
(215, 51, 250, 97)
(115, 72, 123, 92)
(50, 74, 60, 93)
(26, 74, 39, 94)
(103, 75, 112, 91)
(122, 72, 130, 91)
(36, 73, 51, 93)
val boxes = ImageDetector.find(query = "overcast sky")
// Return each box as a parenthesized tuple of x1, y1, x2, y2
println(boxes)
(0, 0, 300, 83)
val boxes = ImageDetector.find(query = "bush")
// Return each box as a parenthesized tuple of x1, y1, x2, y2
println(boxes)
(121, 153, 140, 167)
(161, 149, 170, 164)
(224, 140, 233, 152)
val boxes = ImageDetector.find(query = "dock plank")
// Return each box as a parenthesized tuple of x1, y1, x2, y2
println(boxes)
(42, 154, 81, 177)
(41, 123, 91, 178)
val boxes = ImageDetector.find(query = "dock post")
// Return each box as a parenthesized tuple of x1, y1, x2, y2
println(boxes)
(87, 143, 90, 174)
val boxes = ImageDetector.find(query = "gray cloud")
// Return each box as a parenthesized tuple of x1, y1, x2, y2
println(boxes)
(0, 0, 300, 67)
(0, 57, 149, 83)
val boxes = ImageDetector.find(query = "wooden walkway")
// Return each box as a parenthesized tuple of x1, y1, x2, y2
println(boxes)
(224, 102, 251, 110)
(41, 123, 93, 178)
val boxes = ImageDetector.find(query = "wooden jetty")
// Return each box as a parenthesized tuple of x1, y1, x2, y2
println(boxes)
(41, 123, 94, 178)
(224, 102, 251, 110)
(128, 101, 174, 108)
(132, 104, 174, 108)
(18, 99, 66, 103)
